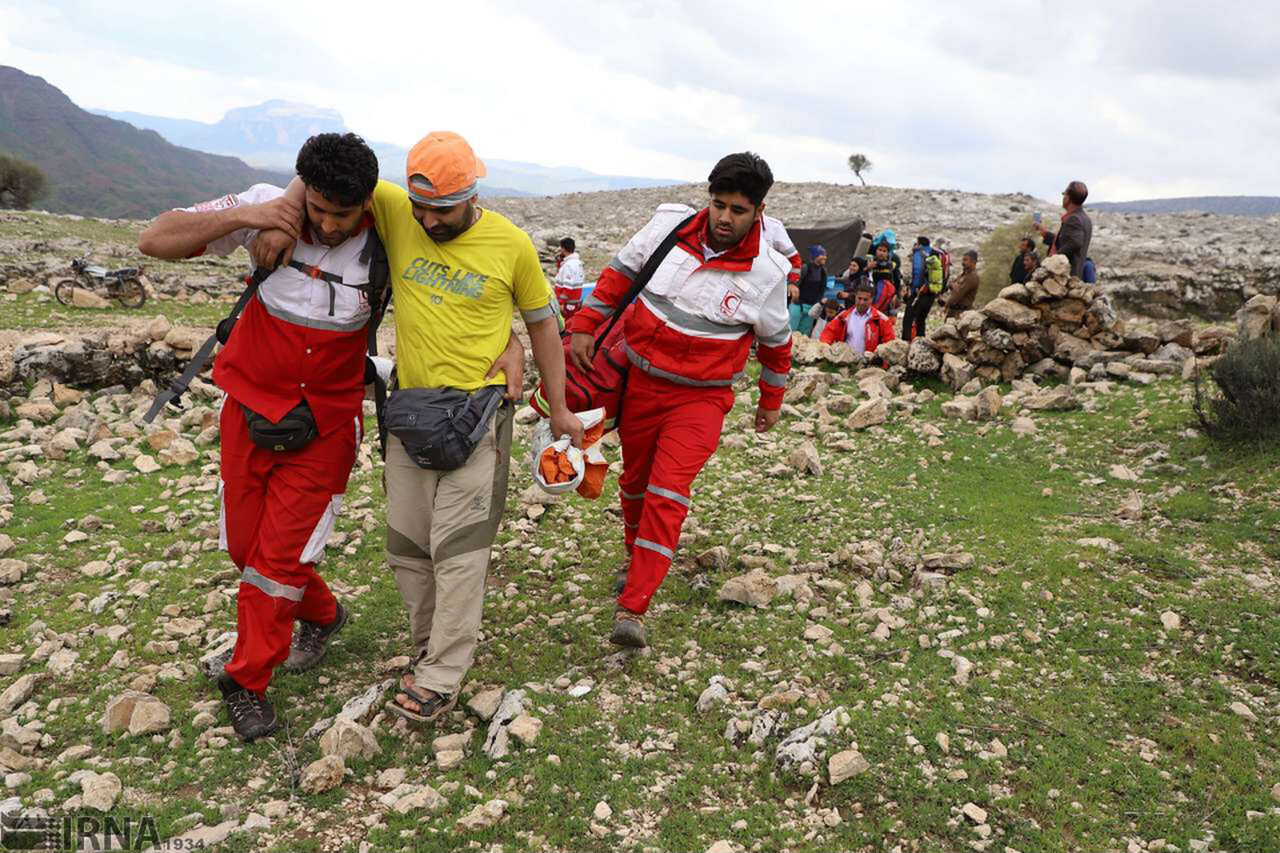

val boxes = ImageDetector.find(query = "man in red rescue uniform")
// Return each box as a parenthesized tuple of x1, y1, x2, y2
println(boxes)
(138, 133, 384, 740)
(567, 152, 793, 648)
(137, 134, 550, 741)
(819, 281, 898, 362)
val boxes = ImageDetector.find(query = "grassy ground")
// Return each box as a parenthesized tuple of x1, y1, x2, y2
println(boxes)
(2, 362, 1277, 852)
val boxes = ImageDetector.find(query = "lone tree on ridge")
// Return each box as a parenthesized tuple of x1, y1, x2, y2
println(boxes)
(847, 153, 871, 187)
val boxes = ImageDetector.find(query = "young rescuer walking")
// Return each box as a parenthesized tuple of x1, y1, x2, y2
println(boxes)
(565, 152, 793, 648)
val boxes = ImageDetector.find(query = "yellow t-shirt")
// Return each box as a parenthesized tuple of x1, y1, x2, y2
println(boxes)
(371, 180, 555, 390)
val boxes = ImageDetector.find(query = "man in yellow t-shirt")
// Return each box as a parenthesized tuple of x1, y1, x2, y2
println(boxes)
(255, 131, 580, 724)
(370, 132, 579, 724)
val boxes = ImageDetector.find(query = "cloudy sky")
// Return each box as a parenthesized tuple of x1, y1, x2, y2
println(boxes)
(3, 0, 1277, 201)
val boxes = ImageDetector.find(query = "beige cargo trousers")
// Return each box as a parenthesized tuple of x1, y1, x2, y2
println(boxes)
(384, 405, 513, 697)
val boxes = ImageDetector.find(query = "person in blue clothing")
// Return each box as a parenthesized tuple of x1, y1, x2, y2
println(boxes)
(1081, 257, 1098, 284)
(901, 235, 937, 342)
(790, 244, 828, 336)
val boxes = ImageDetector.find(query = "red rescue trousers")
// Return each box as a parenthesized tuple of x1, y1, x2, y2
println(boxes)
(218, 400, 359, 694)
(616, 370, 734, 614)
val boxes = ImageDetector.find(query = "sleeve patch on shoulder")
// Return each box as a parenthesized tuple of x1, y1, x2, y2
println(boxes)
(194, 194, 239, 213)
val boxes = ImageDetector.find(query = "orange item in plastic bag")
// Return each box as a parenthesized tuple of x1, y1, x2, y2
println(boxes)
(538, 445, 578, 485)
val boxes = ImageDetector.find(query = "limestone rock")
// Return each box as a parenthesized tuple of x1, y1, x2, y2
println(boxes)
(393, 785, 445, 814)
(828, 749, 870, 784)
(974, 386, 1003, 421)
(79, 771, 122, 811)
(319, 719, 380, 760)
(102, 690, 171, 736)
(467, 687, 505, 722)
(877, 337, 910, 367)
(0, 675, 38, 715)
(847, 398, 889, 430)
(717, 569, 778, 608)
(299, 755, 345, 794)
(1024, 387, 1079, 411)
(71, 288, 111, 309)
(455, 799, 507, 832)
(906, 338, 942, 374)
(1236, 294, 1279, 340)
(940, 353, 974, 390)
(1010, 416, 1037, 435)
(786, 440, 822, 476)
(508, 714, 543, 746)
(983, 297, 1041, 331)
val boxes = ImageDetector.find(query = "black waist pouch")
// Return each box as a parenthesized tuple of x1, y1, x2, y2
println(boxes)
(242, 401, 318, 452)
(384, 385, 505, 471)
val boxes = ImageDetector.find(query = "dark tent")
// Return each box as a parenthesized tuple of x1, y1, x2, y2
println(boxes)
(784, 218, 867, 273)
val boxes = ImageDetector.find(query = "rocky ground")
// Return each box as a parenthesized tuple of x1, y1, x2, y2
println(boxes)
(0, 198, 1278, 852)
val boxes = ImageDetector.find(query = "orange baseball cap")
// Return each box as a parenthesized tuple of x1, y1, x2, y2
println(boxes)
(405, 131, 487, 207)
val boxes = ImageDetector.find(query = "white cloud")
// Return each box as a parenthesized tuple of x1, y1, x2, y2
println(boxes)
(2, 0, 1277, 200)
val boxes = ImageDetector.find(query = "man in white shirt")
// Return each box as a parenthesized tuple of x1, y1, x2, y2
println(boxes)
(818, 282, 897, 362)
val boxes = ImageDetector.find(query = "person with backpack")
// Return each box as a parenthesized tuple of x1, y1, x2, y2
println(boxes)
(245, 131, 573, 728)
(790, 244, 828, 336)
(868, 242, 901, 316)
(136, 134, 411, 742)
(902, 236, 946, 341)
(565, 152, 792, 649)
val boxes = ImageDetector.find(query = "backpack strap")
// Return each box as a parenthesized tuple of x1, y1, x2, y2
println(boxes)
(357, 229, 394, 459)
(592, 213, 696, 355)
(143, 264, 274, 423)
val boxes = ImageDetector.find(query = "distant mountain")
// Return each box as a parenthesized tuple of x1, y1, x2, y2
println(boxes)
(0, 66, 289, 219)
(1091, 196, 1280, 217)
(92, 102, 679, 198)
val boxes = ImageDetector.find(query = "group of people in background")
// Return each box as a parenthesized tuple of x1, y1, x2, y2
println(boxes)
(783, 233, 981, 361)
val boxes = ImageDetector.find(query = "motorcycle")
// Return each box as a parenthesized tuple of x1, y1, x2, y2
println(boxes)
(52, 257, 146, 309)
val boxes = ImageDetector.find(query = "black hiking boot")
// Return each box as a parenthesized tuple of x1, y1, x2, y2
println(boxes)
(283, 602, 348, 673)
(218, 674, 279, 742)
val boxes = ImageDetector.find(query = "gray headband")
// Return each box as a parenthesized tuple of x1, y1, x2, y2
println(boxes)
(408, 174, 479, 207)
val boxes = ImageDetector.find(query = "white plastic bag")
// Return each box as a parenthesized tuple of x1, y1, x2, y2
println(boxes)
(531, 408, 606, 495)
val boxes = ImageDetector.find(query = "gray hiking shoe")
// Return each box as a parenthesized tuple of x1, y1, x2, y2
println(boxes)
(283, 602, 348, 673)
(608, 608, 647, 648)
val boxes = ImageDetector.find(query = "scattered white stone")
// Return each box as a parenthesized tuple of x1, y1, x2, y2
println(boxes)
(1160, 611, 1181, 631)
(393, 785, 445, 814)
(696, 680, 730, 713)
(717, 569, 778, 608)
(593, 800, 612, 820)
(467, 687, 504, 721)
(1230, 701, 1258, 722)
(299, 755, 344, 794)
(0, 675, 38, 715)
(455, 799, 507, 831)
(961, 802, 988, 824)
(1108, 464, 1140, 481)
(952, 656, 973, 686)
(133, 455, 161, 474)
(79, 771, 122, 812)
(319, 718, 380, 760)
(828, 749, 870, 784)
(508, 714, 543, 746)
